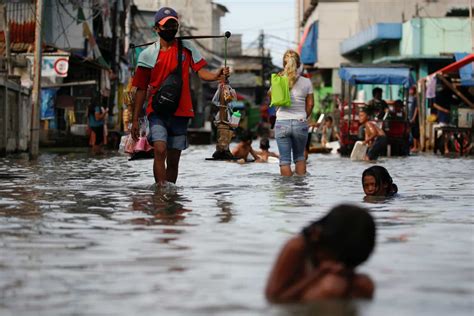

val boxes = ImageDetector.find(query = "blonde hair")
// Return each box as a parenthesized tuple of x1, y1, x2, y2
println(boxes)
(281, 50, 301, 89)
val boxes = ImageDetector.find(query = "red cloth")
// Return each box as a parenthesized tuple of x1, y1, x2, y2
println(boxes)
(132, 41, 207, 117)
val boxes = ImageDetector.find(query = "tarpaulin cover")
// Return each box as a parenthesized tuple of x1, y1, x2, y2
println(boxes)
(40, 88, 58, 120)
(454, 53, 474, 86)
(339, 67, 415, 87)
(300, 22, 318, 65)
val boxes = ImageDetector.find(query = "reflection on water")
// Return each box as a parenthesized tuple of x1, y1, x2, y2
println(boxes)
(0, 149, 473, 315)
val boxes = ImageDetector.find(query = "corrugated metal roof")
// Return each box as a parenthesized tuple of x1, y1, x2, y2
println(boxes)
(0, 1, 36, 55)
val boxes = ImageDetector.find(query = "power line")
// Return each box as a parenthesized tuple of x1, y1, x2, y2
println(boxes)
(265, 34, 297, 45)
(54, 2, 73, 49)
(229, 16, 296, 32)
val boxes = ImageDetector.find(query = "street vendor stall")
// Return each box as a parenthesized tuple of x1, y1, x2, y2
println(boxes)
(417, 53, 474, 155)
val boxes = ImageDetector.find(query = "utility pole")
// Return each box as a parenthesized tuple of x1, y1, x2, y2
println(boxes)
(1, 4, 9, 156)
(29, 0, 44, 160)
(110, 0, 119, 114)
(258, 29, 265, 105)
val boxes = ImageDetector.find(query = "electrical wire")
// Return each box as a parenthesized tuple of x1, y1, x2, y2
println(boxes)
(265, 33, 298, 45)
(228, 16, 296, 32)
(53, 1, 74, 49)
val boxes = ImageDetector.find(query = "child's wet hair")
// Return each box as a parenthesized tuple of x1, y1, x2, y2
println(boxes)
(359, 107, 369, 115)
(302, 204, 376, 268)
(324, 116, 333, 123)
(260, 138, 270, 150)
(240, 130, 253, 142)
(393, 99, 403, 108)
(362, 165, 398, 196)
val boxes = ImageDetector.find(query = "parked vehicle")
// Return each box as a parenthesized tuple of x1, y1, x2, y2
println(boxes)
(337, 64, 415, 157)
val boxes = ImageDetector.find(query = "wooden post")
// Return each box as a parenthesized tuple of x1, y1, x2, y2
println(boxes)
(436, 74, 474, 108)
(418, 79, 426, 151)
(29, 0, 44, 160)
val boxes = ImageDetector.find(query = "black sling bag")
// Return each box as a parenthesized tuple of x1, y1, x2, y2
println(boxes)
(152, 40, 183, 116)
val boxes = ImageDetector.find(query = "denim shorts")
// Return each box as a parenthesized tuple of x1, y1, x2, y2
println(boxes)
(148, 114, 190, 150)
(275, 119, 309, 165)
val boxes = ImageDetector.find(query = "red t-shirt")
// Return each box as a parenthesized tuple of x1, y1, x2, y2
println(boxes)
(132, 41, 207, 117)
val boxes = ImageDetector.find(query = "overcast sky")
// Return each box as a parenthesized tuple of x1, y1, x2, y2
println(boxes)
(215, 0, 297, 67)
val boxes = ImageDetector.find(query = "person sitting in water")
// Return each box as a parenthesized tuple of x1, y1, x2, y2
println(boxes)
(362, 165, 398, 197)
(256, 138, 279, 162)
(359, 108, 387, 161)
(265, 204, 376, 303)
(231, 131, 259, 162)
(321, 116, 339, 148)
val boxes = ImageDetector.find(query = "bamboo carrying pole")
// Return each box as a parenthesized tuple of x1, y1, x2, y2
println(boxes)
(29, 0, 44, 159)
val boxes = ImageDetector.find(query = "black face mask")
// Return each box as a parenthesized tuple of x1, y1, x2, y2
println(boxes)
(158, 29, 178, 42)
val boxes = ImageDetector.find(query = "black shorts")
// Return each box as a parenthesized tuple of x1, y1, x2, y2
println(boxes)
(91, 126, 104, 145)
(411, 122, 420, 139)
(367, 136, 387, 160)
(306, 132, 312, 150)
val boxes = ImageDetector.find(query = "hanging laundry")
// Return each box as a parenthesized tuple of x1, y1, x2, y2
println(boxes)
(101, 0, 113, 38)
(426, 75, 437, 99)
(100, 69, 111, 97)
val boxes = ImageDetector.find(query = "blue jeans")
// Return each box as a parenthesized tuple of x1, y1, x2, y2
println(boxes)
(275, 119, 309, 166)
(148, 114, 190, 150)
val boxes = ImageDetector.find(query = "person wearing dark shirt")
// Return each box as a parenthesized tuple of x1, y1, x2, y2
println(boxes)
(433, 86, 453, 124)
(432, 84, 456, 154)
(366, 87, 389, 120)
(407, 86, 420, 152)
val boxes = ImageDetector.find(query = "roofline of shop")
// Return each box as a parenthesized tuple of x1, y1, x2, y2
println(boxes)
(340, 23, 402, 56)
(373, 54, 454, 64)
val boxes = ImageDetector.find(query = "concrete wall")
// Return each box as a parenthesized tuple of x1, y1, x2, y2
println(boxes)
(305, 1, 359, 69)
(400, 18, 473, 56)
(44, 0, 93, 51)
(357, 0, 469, 32)
(0, 79, 31, 155)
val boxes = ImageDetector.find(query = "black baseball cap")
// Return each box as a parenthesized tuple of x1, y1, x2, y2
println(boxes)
(154, 7, 179, 26)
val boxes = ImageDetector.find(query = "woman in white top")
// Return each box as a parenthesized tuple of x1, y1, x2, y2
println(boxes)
(272, 50, 314, 176)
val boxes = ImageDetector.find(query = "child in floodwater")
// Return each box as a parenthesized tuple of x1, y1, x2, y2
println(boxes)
(265, 204, 376, 303)
(362, 165, 398, 197)
(231, 131, 259, 162)
(359, 108, 387, 161)
(321, 116, 339, 148)
(256, 138, 279, 162)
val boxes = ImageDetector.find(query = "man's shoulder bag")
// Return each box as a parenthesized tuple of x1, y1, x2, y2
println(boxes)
(152, 40, 183, 116)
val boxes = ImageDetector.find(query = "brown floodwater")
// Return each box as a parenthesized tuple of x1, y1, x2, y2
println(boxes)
(0, 143, 473, 315)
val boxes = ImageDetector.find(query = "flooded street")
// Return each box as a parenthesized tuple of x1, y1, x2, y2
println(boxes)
(0, 144, 473, 316)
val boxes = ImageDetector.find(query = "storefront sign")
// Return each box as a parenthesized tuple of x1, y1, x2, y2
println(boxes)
(42, 56, 69, 77)
(26, 55, 70, 78)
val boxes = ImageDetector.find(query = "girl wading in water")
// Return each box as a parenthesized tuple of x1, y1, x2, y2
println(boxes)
(270, 50, 314, 176)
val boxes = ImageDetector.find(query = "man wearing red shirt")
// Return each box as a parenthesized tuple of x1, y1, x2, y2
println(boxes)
(131, 7, 228, 186)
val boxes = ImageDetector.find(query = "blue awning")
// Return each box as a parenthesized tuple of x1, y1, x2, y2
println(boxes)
(339, 66, 415, 87)
(300, 21, 318, 65)
(340, 23, 402, 55)
(454, 52, 474, 86)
